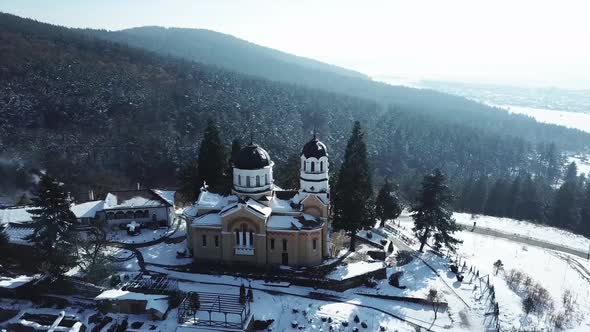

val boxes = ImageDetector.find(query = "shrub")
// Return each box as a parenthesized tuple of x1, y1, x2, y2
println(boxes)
(395, 250, 413, 266)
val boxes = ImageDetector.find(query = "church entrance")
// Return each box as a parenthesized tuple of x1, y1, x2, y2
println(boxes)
(281, 253, 289, 265)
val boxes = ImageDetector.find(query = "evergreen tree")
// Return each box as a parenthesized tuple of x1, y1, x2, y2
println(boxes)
(333, 121, 374, 250)
(197, 119, 227, 193)
(507, 176, 523, 219)
(551, 180, 581, 230)
(411, 169, 462, 252)
(518, 174, 543, 222)
(375, 179, 402, 224)
(466, 177, 488, 214)
(275, 153, 300, 190)
(0, 225, 9, 250)
(27, 174, 78, 277)
(230, 139, 241, 166)
(484, 179, 509, 217)
(177, 159, 199, 204)
(564, 162, 578, 184)
(16, 193, 31, 206)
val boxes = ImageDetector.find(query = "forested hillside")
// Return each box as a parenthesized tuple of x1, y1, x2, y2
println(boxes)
(89, 25, 590, 152)
(1, 13, 589, 207)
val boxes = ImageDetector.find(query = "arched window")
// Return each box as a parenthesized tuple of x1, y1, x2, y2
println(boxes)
(304, 161, 307, 172)
(320, 161, 324, 172)
(282, 239, 288, 251)
(238, 174, 241, 186)
(246, 176, 251, 187)
(256, 175, 260, 187)
(107, 212, 114, 220)
(311, 162, 315, 172)
(115, 211, 125, 219)
(265, 174, 269, 185)
(235, 229, 240, 245)
(249, 231, 254, 246)
(125, 211, 134, 219)
(134, 211, 143, 219)
(241, 224, 247, 245)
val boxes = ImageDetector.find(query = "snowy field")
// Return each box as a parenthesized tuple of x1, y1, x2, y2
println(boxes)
(397, 211, 590, 253)
(453, 213, 590, 253)
(138, 240, 192, 265)
(456, 231, 590, 331)
(497, 104, 590, 134)
(568, 155, 590, 176)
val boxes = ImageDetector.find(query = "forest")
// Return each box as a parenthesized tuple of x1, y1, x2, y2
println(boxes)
(1, 13, 590, 236)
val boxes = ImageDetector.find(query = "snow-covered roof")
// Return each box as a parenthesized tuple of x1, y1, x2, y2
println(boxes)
(219, 199, 272, 219)
(95, 289, 168, 302)
(152, 189, 176, 206)
(0, 207, 33, 224)
(267, 214, 323, 230)
(269, 197, 298, 213)
(192, 213, 222, 227)
(5, 225, 34, 245)
(103, 190, 171, 210)
(326, 261, 384, 280)
(196, 192, 237, 210)
(71, 200, 104, 219)
(0, 274, 40, 289)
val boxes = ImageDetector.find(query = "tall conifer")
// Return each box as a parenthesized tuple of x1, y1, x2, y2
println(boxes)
(411, 169, 462, 252)
(333, 121, 374, 250)
(375, 179, 402, 224)
(197, 119, 226, 193)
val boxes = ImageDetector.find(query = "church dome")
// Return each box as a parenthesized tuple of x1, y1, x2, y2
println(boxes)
(234, 144, 272, 170)
(301, 137, 328, 159)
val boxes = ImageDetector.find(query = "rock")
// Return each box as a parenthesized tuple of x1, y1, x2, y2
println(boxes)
(291, 321, 298, 328)
(292, 308, 299, 314)
(361, 321, 368, 328)
(342, 321, 349, 327)
(380, 326, 387, 331)
(353, 328, 359, 332)
(353, 315, 360, 323)
(328, 317, 332, 323)
(321, 317, 327, 322)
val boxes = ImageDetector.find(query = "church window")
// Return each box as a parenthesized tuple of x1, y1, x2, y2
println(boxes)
(320, 161, 324, 172)
(311, 162, 315, 172)
(304, 161, 307, 172)
(235, 230, 240, 245)
(265, 174, 268, 185)
(313, 238, 317, 250)
(202, 235, 207, 247)
(214, 235, 219, 247)
(238, 175, 241, 186)
(249, 231, 254, 246)
(270, 238, 275, 250)
(282, 239, 288, 251)
(256, 175, 260, 187)
(246, 176, 251, 187)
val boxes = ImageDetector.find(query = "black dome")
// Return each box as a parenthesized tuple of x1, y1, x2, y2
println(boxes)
(301, 138, 328, 158)
(234, 144, 272, 170)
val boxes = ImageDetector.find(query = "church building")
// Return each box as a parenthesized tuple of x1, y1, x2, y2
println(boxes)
(184, 136, 331, 267)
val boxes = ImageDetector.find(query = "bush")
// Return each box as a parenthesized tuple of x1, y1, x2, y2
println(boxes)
(395, 250, 413, 266)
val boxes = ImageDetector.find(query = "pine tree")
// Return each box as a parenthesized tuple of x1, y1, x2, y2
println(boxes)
(411, 169, 462, 252)
(333, 121, 374, 250)
(507, 176, 523, 219)
(27, 174, 78, 277)
(197, 119, 227, 193)
(275, 153, 300, 190)
(466, 177, 488, 214)
(518, 174, 543, 223)
(375, 179, 402, 225)
(484, 179, 509, 217)
(177, 160, 199, 204)
(230, 139, 241, 166)
(551, 164, 582, 230)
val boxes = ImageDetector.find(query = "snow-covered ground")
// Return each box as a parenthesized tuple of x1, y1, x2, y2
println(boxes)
(453, 212, 590, 253)
(138, 240, 192, 266)
(106, 226, 175, 244)
(456, 231, 590, 331)
(497, 104, 590, 134)
(568, 155, 590, 176)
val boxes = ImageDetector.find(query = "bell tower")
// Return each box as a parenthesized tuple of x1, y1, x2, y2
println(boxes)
(300, 134, 329, 194)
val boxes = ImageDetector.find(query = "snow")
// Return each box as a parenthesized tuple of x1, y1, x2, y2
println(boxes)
(4, 225, 34, 245)
(151, 189, 176, 206)
(0, 275, 38, 289)
(326, 261, 384, 280)
(107, 227, 173, 244)
(568, 155, 590, 176)
(196, 192, 236, 210)
(498, 104, 590, 134)
(455, 231, 590, 331)
(70, 200, 104, 219)
(269, 197, 297, 212)
(104, 192, 167, 209)
(0, 207, 33, 224)
(453, 212, 590, 252)
(267, 215, 302, 230)
(192, 213, 221, 227)
(95, 290, 169, 314)
(139, 240, 192, 266)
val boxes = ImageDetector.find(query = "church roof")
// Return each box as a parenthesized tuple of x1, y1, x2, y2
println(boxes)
(267, 214, 323, 230)
(301, 137, 328, 159)
(234, 144, 272, 170)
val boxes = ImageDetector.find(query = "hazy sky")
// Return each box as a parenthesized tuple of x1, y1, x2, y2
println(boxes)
(1, 0, 589, 89)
